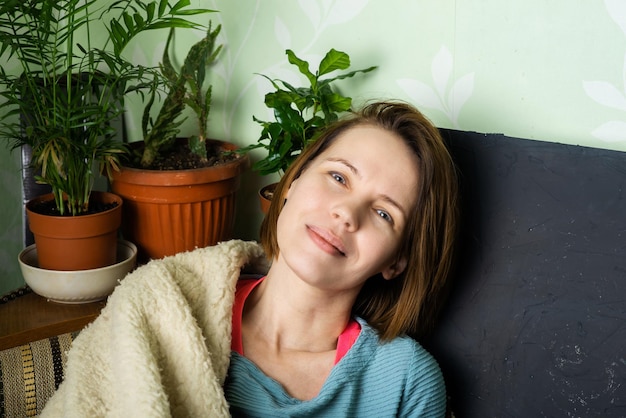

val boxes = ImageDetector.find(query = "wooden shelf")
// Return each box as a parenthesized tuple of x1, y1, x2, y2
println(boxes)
(0, 291, 105, 351)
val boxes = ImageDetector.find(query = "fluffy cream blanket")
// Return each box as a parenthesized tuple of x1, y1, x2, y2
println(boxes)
(41, 240, 268, 418)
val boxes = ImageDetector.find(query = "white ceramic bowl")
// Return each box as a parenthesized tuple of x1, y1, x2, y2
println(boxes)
(18, 240, 137, 304)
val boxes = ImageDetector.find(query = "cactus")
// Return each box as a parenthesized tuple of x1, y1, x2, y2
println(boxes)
(140, 22, 222, 168)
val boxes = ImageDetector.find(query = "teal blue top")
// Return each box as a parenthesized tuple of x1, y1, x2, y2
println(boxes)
(224, 318, 447, 417)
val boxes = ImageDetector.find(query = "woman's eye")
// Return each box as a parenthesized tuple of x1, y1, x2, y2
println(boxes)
(376, 209, 393, 223)
(330, 172, 346, 184)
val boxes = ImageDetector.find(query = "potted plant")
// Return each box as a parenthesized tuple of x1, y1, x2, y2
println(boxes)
(110, 22, 249, 262)
(239, 48, 377, 212)
(0, 0, 216, 270)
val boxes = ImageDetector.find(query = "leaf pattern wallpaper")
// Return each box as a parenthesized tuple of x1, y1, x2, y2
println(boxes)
(0, 0, 624, 293)
(583, 0, 626, 143)
(397, 46, 475, 129)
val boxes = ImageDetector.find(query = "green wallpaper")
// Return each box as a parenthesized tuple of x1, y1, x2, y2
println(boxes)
(1, 0, 625, 294)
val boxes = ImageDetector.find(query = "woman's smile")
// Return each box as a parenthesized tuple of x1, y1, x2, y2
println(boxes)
(306, 225, 347, 257)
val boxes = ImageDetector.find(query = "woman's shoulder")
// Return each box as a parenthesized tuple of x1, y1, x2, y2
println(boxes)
(342, 319, 447, 414)
(357, 318, 443, 374)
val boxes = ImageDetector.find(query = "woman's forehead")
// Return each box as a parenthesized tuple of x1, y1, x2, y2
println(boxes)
(320, 125, 416, 163)
(314, 125, 421, 205)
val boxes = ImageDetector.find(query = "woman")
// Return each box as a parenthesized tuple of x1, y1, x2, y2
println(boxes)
(225, 101, 459, 417)
(40, 101, 456, 418)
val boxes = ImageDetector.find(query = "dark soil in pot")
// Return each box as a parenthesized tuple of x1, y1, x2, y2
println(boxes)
(125, 141, 240, 171)
(28, 199, 119, 217)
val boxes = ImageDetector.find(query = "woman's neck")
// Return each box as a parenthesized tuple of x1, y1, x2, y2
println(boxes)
(242, 270, 354, 354)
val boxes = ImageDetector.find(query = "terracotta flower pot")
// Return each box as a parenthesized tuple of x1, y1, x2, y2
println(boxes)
(259, 183, 277, 215)
(110, 140, 249, 262)
(25, 191, 123, 271)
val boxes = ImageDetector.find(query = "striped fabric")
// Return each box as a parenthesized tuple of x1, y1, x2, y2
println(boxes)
(0, 333, 76, 417)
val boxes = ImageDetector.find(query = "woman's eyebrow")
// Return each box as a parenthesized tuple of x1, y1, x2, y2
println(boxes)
(380, 195, 408, 220)
(327, 157, 359, 176)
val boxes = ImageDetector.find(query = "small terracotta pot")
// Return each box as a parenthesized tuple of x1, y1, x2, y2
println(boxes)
(25, 191, 122, 271)
(259, 183, 277, 215)
(110, 139, 248, 262)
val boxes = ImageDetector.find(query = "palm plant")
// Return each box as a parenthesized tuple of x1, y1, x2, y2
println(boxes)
(0, 0, 215, 215)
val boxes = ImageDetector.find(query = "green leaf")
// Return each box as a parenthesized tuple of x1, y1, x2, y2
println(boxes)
(266, 122, 283, 141)
(265, 90, 300, 110)
(123, 12, 135, 31)
(143, 18, 203, 30)
(320, 65, 378, 87)
(170, 0, 191, 14)
(318, 49, 350, 77)
(321, 93, 352, 113)
(158, 0, 168, 16)
(146, 2, 155, 21)
(133, 13, 145, 27)
(188, 135, 207, 159)
(174, 9, 218, 16)
(286, 49, 316, 87)
(273, 102, 304, 130)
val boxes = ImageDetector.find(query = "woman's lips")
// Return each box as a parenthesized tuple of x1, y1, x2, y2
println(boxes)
(306, 225, 346, 257)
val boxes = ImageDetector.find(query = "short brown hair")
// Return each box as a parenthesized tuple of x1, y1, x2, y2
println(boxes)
(260, 101, 459, 341)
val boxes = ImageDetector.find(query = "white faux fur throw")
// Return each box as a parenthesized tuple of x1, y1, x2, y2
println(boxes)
(41, 240, 268, 418)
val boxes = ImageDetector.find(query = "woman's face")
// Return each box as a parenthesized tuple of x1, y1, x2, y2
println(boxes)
(275, 125, 420, 294)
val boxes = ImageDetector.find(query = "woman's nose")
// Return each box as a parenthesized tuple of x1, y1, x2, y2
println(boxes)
(331, 200, 360, 231)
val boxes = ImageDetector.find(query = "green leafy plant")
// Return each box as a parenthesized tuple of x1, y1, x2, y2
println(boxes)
(0, 0, 215, 215)
(137, 21, 222, 168)
(240, 48, 377, 176)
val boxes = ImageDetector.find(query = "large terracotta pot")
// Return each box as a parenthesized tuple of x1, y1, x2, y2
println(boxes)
(110, 139, 249, 262)
(25, 191, 123, 271)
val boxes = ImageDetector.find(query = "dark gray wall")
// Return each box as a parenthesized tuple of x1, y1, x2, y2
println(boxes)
(428, 130, 626, 417)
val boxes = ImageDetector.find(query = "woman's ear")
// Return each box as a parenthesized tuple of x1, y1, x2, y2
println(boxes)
(381, 256, 408, 280)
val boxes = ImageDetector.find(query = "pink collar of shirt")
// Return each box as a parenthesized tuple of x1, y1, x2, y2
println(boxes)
(231, 277, 361, 365)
